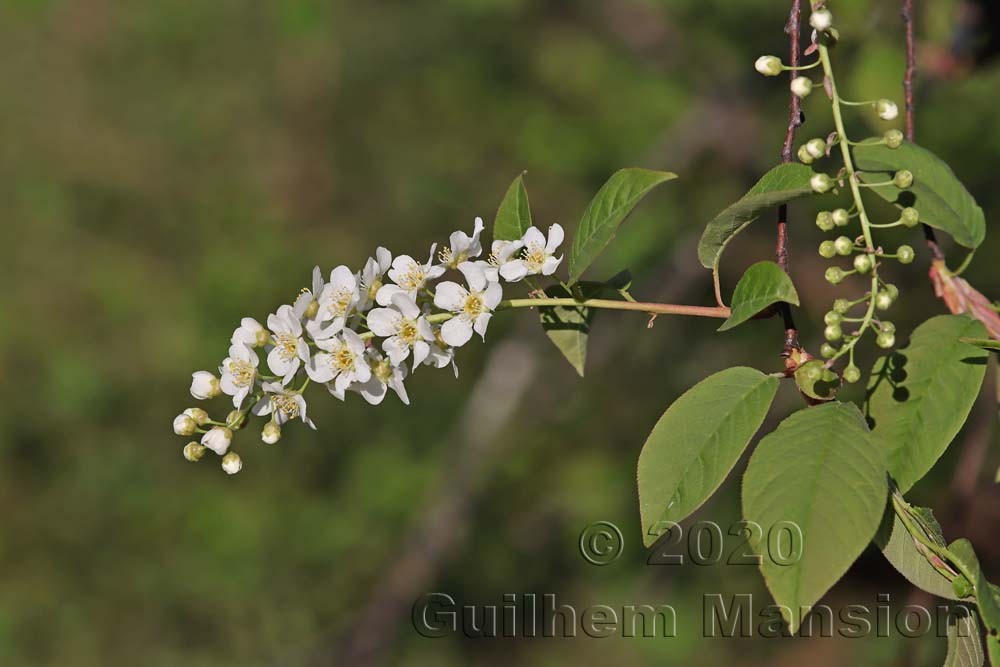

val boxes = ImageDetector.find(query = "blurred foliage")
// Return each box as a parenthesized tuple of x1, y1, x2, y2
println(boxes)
(1, 0, 998, 665)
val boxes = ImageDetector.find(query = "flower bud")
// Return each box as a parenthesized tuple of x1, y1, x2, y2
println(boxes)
(875, 291, 893, 311)
(833, 236, 854, 256)
(262, 421, 281, 445)
(820, 343, 837, 359)
(810, 173, 833, 193)
(843, 365, 861, 384)
(896, 245, 915, 264)
(755, 55, 783, 77)
(880, 321, 896, 334)
(831, 208, 850, 227)
(805, 138, 826, 159)
(884, 284, 899, 300)
(876, 332, 896, 349)
(798, 145, 815, 165)
(790, 76, 813, 98)
(201, 426, 233, 455)
(900, 207, 919, 227)
(184, 407, 210, 425)
(190, 371, 221, 400)
(173, 413, 197, 436)
(810, 9, 834, 32)
(816, 211, 834, 231)
(183, 441, 207, 462)
(221, 451, 243, 475)
(824, 324, 843, 341)
(303, 299, 319, 319)
(853, 254, 873, 274)
(226, 409, 246, 430)
(832, 298, 851, 314)
(825, 267, 845, 284)
(876, 99, 899, 121)
(884, 129, 904, 149)
(893, 170, 914, 188)
(824, 311, 842, 326)
(819, 240, 837, 258)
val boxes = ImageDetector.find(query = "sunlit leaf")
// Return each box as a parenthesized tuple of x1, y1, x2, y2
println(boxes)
(493, 172, 533, 242)
(638, 367, 779, 546)
(719, 261, 799, 332)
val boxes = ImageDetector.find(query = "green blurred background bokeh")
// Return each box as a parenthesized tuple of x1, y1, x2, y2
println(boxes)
(2, 0, 998, 665)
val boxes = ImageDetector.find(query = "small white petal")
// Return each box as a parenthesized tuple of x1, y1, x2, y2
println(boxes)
(499, 260, 529, 282)
(483, 282, 503, 310)
(473, 312, 492, 339)
(434, 282, 468, 312)
(367, 308, 402, 337)
(457, 261, 486, 292)
(545, 223, 565, 253)
(441, 317, 474, 347)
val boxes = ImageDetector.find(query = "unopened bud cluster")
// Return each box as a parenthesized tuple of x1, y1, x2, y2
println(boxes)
(171, 219, 566, 473)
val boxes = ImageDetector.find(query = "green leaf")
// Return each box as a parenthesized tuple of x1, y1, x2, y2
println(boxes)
(943, 604, 984, 667)
(697, 163, 815, 270)
(538, 273, 630, 376)
(874, 503, 968, 602)
(719, 261, 800, 332)
(866, 315, 989, 493)
(854, 141, 986, 249)
(742, 402, 887, 633)
(493, 172, 533, 242)
(638, 367, 779, 546)
(793, 359, 840, 401)
(567, 168, 677, 283)
(947, 540, 1000, 664)
(960, 338, 1000, 352)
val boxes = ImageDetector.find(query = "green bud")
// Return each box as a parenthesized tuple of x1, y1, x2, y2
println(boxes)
(876, 332, 896, 349)
(880, 321, 895, 334)
(806, 138, 827, 159)
(853, 254, 873, 274)
(824, 311, 842, 326)
(816, 211, 834, 231)
(832, 298, 851, 314)
(221, 451, 243, 475)
(183, 441, 207, 462)
(819, 240, 837, 258)
(900, 207, 919, 227)
(897, 245, 915, 264)
(790, 76, 813, 98)
(810, 173, 834, 193)
(831, 208, 850, 227)
(825, 267, 845, 285)
(875, 292, 893, 310)
(226, 409, 246, 430)
(755, 55, 783, 77)
(884, 129, 904, 149)
(824, 324, 843, 341)
(843, 365, 861, 384)
(184, 407, 210, 425)
(833, 236, 854, 256)
(952, 575, 974, 599)
(884, 283, 899, 300)
(876, 98, 899, 121)
(303, 299, 319, 319)
(893, 170, 914, 188)
(820, 343, 837, 358)
(798, 145, 815, 165)
(262, 421, 281, 444)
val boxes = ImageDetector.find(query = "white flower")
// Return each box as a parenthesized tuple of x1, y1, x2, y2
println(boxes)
(309, 265, 359, 337)
(173, 413, 197, 436)
(367, 293, 435, 368)
(262, 421, 281, 444)
(251, 381, 316, 428)
(293, 266, 326, 320)
(190, 371, 220, 400)
(376, 245, 445, 305)
(231, 317, 268, 348)
(221, 451, 243, 475)
(499, 224, 564, 282)
(357, 247, 392, 311)
(439, 217, 485, 268)
(433, 261, 502, 347)
(809, 9, 833, 32)
(476, 239, 523, 282)
(351, 350, 410, 405)
(307, 329, 372, 397)
(219, 343, 259, 408)
(754, 55, 782, 77)
(790, 76, 813, 98)
(266, 305, 310, 384)
(876, 99, 899, 121)
(201, 426, 233, 455)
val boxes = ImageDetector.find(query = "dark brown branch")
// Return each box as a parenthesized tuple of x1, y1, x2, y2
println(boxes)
(902, 0, 945, 260)
(777, 0, 803, 355)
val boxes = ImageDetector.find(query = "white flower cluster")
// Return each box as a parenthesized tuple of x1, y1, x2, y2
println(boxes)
(173, 218, 565, 473)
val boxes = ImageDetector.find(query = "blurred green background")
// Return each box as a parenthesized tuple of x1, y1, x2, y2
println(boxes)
(2, 0, 998, 665)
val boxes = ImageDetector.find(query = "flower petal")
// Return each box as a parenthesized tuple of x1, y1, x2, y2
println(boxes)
(457, 261, 486, 292)
(367, 307, 402, 337)
(441, 316, 474, 347)
(483, 282, 503, 310)
(433, 281, 467, 312)
(473, 312, 492, 339)
(499, 260, 528, 282)
(545, 223, 565, 253)
(306, 354, 336, 383)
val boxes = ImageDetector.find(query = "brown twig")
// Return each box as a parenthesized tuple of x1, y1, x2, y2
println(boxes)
(901, 0, 945, 260)
(777, 0, 804, 355)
